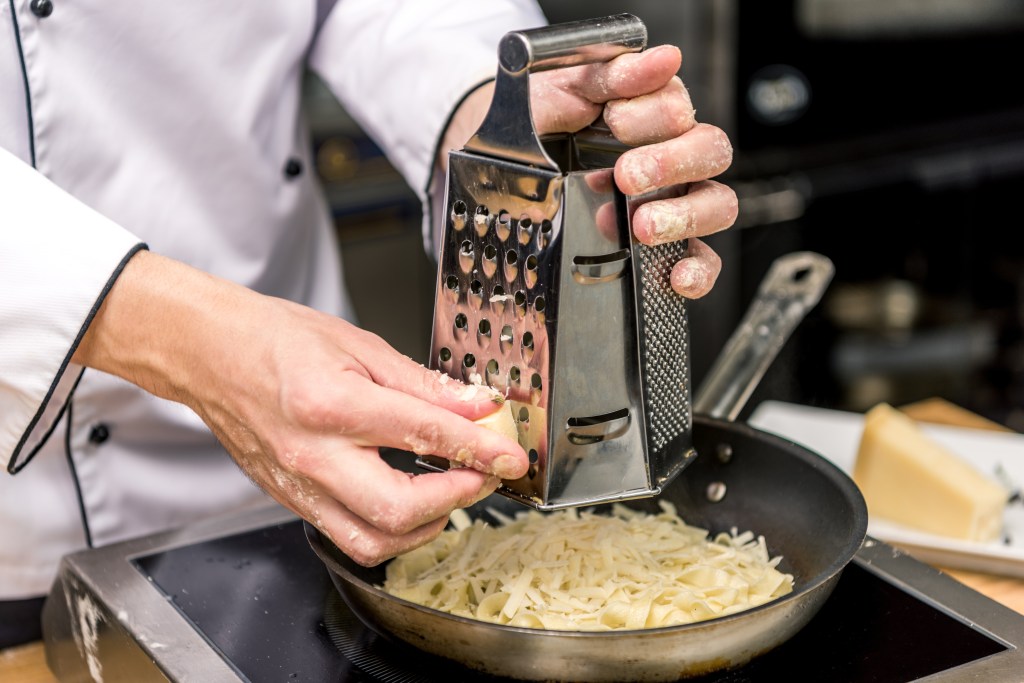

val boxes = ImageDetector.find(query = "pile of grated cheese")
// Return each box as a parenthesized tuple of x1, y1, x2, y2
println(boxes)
(381, 502, 794, 631)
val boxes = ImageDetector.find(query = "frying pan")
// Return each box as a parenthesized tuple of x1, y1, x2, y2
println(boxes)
(306, 252, 868, 681)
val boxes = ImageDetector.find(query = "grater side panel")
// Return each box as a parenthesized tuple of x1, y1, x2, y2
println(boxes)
(427, 151, 563, 506)
(543, 171, 652, 506)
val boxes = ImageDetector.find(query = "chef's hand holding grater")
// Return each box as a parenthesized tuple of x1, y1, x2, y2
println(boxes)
(440, 18, 737, 299)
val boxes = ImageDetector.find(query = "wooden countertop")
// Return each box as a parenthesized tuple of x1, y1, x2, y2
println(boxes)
(4, 398, 1023, 682)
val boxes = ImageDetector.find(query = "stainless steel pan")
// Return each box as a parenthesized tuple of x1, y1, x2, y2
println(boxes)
(306, 252, 867, 681)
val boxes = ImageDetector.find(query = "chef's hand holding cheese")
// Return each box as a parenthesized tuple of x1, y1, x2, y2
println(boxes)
(442, 44, 738, 300)
(853, 403, 1009, 542)
(71, 251, 527, 567)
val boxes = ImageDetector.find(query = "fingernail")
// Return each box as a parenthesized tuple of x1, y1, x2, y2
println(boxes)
(492, 454, 525, 480)
(620, 154, 659, 195)
(673, 264, 698, 292)
(672, 261, 710, 296)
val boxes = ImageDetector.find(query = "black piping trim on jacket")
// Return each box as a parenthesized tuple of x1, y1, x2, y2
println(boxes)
(7, 0, 37, 167)
(423, 77, 495, 260)
(63, 400, 93, 548)
(7, 244, 149, 474)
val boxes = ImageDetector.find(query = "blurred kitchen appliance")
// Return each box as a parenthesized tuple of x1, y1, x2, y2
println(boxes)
(539, 0, 1024, 186)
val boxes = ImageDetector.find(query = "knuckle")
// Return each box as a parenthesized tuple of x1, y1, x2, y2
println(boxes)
(281, 372, 356, 432)
(365, 491, 425, 536)
(329, 522, 400, 568)
(402, 419, 443, 458)
(346, 539, 392, 568)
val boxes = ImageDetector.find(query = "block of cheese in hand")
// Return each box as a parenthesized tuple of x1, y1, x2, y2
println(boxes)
(474, 400, 519, 443)
(853, 403, 1009, 542)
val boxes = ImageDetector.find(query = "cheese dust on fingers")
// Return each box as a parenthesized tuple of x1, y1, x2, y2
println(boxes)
(382, 502, 794, 630)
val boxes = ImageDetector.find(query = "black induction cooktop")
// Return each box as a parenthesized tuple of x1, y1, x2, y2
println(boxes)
(41, 507, 1024, 682)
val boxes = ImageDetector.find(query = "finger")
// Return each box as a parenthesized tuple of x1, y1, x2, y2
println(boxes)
(312, 491, 454, 567)
(306, 447, 500, 543)
(328, 510, 450, 568)
(632, 180, 738, 246)
(604, 77, 696, 146)
(615, 123, 733, 196)
(349, 330, 508, 422)
(327, 372, 528, 479)
(568, 44, 681, 104)
(531, 45, 681, 135)
(671, 238, 722, 299)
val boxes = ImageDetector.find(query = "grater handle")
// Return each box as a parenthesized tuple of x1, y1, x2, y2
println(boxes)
(465, 14, 647, 170)
(693, 252, 835, 422)
(499, 14, 647, 74)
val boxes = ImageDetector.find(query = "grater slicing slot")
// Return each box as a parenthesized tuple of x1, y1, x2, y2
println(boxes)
(566, 409, 631, 445)
(571, 250, 631, 283)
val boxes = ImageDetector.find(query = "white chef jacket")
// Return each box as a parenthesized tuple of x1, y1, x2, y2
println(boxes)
(0, 0, 545, 599)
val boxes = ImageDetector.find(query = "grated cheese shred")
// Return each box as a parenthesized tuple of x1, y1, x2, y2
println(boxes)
(382, 502, 794, 631)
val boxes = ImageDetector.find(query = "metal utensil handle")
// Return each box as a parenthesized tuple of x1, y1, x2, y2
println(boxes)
(499, 14, 647, 73)
(465, 14, 647, 170)
(693, 252, 835, 422)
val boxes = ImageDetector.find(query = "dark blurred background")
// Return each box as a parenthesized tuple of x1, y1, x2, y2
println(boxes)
(306, 0, 1024, 429)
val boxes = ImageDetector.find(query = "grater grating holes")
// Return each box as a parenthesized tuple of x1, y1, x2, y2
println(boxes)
(525, 254, 539, 288)
(496, 210, 512, 241)
(485, 358, 500, 387)
(517, 217, 534, 245)
(482, 244, 498, 278)
(513, 290, 527, 318)
(473, 205, 490, 236)
(504, 250, 519, 281)
(521, 331, 534, 360)
(538, 219, 552, 248)
(453, 313, 468, 337)
(499, 324, 514, 353)
(440, 190, 554, 422)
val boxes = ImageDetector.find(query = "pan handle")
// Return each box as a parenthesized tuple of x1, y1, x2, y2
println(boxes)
(464, 14, 646, 170)
(693, 252, 834, 422)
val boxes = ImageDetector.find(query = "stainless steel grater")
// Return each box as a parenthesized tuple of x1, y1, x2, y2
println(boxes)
(420, 14, 696, 509)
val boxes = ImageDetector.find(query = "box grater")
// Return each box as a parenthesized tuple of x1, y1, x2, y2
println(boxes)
(421, 14, 695, 509)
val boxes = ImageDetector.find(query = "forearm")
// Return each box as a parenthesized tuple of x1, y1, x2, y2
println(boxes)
(70, 250, 268, 411)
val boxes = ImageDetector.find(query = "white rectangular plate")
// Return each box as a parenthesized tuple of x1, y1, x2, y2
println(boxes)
(748, 401, 1024, 577)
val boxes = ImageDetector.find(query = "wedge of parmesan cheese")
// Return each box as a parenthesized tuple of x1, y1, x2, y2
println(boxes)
(474, 400, 519, 443)
(853, 402, 1009, 542)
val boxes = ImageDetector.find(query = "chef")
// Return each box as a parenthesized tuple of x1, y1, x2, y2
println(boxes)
(0, 0, 737, 647)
